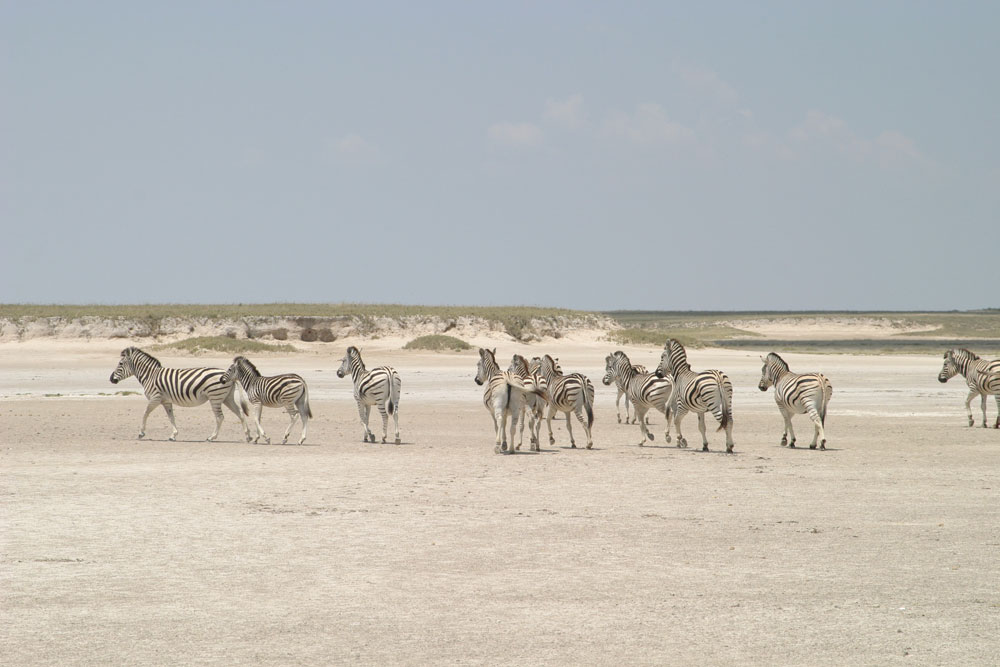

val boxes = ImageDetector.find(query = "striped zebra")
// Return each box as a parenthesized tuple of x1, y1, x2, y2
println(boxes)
(475, 348, 544, 453)
(109, 346, 252, 442)
(534, 354, 594, 449)
(603, 351, 673, 446)
(655, 339, 735, 452)
(222, 356, 313, 445)
(336, 347, 401, 444)
(758, 352, 833, 449)
(938, 349, 1000, 428)
(508, 354, 548, 451)
(614, 363, 648, 424)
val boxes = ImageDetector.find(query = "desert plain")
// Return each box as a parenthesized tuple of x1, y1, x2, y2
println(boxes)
(2, 334, 999, 665)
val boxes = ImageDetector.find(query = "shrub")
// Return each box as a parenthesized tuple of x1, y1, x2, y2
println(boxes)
(403, 334, 472, 352)
(154, 337, 295, 355)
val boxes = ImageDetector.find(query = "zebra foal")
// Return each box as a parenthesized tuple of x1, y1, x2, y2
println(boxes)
(758, 352, 832, 449)
(109, 346, 252, 442)
(655, 339, 734, 452)
(938, 349, 1000, 428)
(603, 351, 672, 446)
(222, 356, 312, 445)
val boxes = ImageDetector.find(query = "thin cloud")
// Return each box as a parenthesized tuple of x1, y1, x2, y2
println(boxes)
(543, 94, 586, 129)
(333, 133, 380, 164)
(604, 103, 695, 145)
(487, 121, 543, 149)
(673, 62, 739, 102)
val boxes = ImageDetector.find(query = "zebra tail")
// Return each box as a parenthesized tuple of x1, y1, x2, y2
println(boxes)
(582, 381, 594, 429)
(818, 379, 831, 426)
(387, 372, 400, 415)
(299, 383, 313, 420)
(714, 381, 730, 432)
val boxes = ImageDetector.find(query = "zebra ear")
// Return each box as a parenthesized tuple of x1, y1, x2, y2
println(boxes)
(491, 347, 496, 356)
(760, 356, 765, 362)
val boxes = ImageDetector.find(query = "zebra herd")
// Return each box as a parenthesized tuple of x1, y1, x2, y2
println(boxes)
(108, 341, 1000, 451)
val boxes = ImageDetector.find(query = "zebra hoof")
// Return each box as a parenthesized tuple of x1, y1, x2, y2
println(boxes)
(494, 445, 502, 454)
(647, 432, 654, 441)
(617, 415, 622, 424)
(394, 437, 401, 444)
(702, 444, 709, 452)
(665, 435, 672, 443)
(788, 442, 796, 448)
(381, 437, 387, 444)
(820, 441, 826, 450)
(586, 443, 593, 450)
(809, 443, 817, 450)
(726, 445, 734, 453)
(137, 432, 145, 439)
(570, 443, 576, 449)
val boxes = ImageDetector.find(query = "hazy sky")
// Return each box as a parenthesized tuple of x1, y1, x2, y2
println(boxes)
(2, 2, 997, 310)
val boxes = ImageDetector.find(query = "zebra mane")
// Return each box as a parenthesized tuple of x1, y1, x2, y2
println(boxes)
(949, 348, 978, 361)
(510, 354, 529, 373)
(666, 339, 689, 369)
(765, 352, 789, 372)
(613, 350, 631, 365)
(123, 347, 161, 368)
(235, 356, 261, 377)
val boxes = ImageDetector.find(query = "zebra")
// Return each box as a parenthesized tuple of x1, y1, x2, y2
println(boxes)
(222, 356, 312, 445)
(614, 363, 648, 424)
(655, 339, 734, 452)
(938, 349, 1000, 428)
(534, 354, 594, 449)
(336, 346, 401, 444)
(507, 354, 549, 450)
(109, 346, 252, 442)
(603, 351, 673, 446)
(757, 352, 833, 449)
(476, 348, 545, 453)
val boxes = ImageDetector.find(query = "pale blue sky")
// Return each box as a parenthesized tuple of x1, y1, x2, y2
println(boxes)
(2, 2, 997, 310)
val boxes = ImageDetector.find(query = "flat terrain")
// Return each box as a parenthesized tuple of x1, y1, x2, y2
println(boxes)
(2, 339, 999, 665)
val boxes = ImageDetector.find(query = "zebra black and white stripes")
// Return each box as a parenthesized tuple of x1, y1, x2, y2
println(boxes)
(109, 346, 252, 442)
(655, 339, 734, 452)
(508, 354, 548, 451)
(337, 346, 402, 443)
(603, 351, 672, 446)
(476, 348, 543, 453)
(938, 349, 1000, 428)
(534, 354, 594, 449)
(758, 352, 833, 449)
(223, 356, 312, 445)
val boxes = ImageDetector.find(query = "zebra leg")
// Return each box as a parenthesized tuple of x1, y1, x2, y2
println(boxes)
(377, 402, 390, 443)
(206, 400, 224, 442)
(222, 392, 253, 442)
(296, 401, 309, 445)
(673, 410, 688, 448)
(806, 406, 824, 449)
(995, 394, 1000, 429)
(980, 393, 989, 428)
(565, 411, 577, 448)
(282, 406, 298, 444)
(779, 408, 793, 447)
(697, 412, 709, 452)
(786, 414, 798, 448)
(545, 406, 556, 446)
(161, 402, 180, 441)
(516, 404, 525, 451)
(616, 389, 624, 423)
(508, 404, 522, 455)
(963, 389, 976, 427)
(391, 403, 401, 445)
(138, 400, 159, 439)
(636, 406, 652, 446)
(575, 406, 593, 449)
(357, 401, 374, 442)
(723, 407, 735, 454)
(252, 403, 269, 444)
